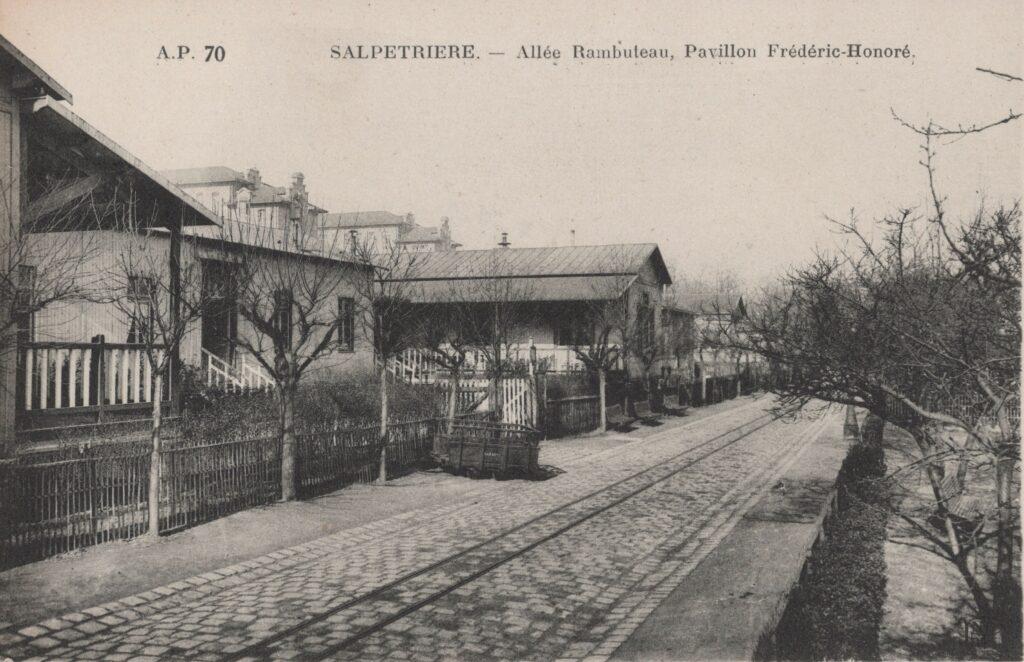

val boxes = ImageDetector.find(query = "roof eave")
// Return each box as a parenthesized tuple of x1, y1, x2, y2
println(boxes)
(0, 34, 72, 102)
(29, 97, 220, 227)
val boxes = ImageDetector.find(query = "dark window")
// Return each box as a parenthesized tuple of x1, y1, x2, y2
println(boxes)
(272, 289, 293, 347)
(337, 296, 355, 351)
(202, 259, 238, 301)
(15, 265, 36, 344)
(637, 292, 655, 353)
(554, 311, 593, 347)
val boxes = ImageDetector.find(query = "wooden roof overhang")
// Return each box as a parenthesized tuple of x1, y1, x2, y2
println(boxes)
(22, 98, 219, 232)
(392, 273, 639, 304)
(0, 34, 72, 102)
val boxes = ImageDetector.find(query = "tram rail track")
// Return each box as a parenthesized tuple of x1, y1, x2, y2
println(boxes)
(228, 405, 793, 661)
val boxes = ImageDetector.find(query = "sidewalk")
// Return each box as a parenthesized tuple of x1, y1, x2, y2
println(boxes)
(611, 416, 849, 661)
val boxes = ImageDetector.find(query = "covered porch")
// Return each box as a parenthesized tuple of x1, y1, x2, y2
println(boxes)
(9, 98, 219, 432)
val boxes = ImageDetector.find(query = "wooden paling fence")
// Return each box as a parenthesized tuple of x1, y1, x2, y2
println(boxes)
(0, 419, 441, 570)
(0, 442, 150, 569)
(295, 419, 437, 498)
(160, 436, 281, 534)
(545, 395, 601, 438)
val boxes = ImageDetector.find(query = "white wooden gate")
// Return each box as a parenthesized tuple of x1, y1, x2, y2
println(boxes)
(499, 378, 536, 427)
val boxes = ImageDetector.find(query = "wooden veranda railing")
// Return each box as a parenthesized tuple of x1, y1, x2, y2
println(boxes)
(17, 340, 169, 417)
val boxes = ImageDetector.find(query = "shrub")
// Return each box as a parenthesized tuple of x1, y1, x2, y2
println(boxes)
(294, 369, 447, 431)
(179, 366, 448, 440)
(544, 372, 596, 401)
(768, 439, 890, 661)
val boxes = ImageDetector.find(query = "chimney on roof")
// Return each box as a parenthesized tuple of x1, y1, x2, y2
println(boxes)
(349, 229, 358, 254)
(498, 232, 510, 248)
(440, 216, 450, 238)
(570, 228, 576, 246)
(246, 168, 261, 186)
(288, 173, 308, 222)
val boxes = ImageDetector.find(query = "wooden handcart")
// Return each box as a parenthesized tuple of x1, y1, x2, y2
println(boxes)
(435, 421, 542, 478)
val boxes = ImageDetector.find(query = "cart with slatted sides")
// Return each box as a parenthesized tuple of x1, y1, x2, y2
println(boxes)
(435, 420, 542, 477)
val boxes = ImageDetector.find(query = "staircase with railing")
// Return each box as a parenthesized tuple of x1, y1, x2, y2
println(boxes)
(201, 348, 274, 392)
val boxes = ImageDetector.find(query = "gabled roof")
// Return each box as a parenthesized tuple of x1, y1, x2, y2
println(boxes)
(394, 244, 671, 283)
(27, 98, 218, 227)
(162, 166, 251, 187)
(389, 243, 671, 304)
(0, 33, 72, 102)
(324, 211, 410, 228)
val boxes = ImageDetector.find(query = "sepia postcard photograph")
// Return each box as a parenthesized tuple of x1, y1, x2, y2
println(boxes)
(0, 1, 1020, 660)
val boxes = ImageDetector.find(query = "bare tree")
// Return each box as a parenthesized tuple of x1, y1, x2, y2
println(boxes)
(222, 216, 356, 501)
(415, 294, 474, 433)
(458, 255, 536, 422)
(110, 192, 208, 535)
(719, 66, 1023, 654)
(555, 271, 634, 432)
(351, 235, 425, 482)
(729, 201, 1020, 654)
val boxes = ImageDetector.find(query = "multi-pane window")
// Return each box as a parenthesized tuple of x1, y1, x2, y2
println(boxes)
(337, 296, 355, 351)
(14, 265, 36, 344)
(272, 289, 293, 347)
(126, 274, 157, 344)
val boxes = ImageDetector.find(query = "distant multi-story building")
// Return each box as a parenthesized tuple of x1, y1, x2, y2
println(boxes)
(321, 211, 460, 254)
(162, 166, 327, 253)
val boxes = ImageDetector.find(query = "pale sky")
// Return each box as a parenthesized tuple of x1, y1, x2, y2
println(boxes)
(1, 0, 1021, 286)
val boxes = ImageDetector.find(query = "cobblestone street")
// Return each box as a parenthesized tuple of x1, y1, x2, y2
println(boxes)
(1, 398, 838, 661)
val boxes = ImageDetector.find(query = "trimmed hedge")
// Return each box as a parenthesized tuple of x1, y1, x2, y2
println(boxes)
(766, 436, 890, 660)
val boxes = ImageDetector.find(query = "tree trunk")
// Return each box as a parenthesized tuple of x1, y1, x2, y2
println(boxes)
(280, 381, 297, 501)
(843, 404, 860, 439)
(954, 553, 997, 647)
(993, 407, 1021, 656)
(377, 366, 389, 484)
(447, 370, 459, 434)
(147, 371, 163, 536)
(911, 426, 963, 557)
(598, 367, 607, 433)
(909, 422, 1008, 649)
